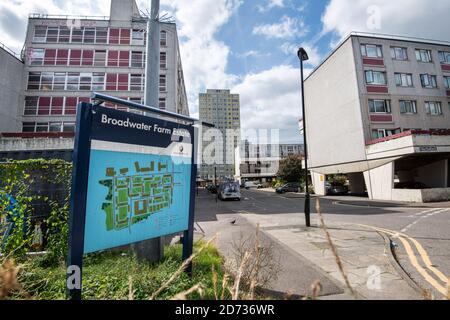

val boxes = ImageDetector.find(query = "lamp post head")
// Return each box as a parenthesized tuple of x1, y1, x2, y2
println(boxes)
(297, 47, 309, 61)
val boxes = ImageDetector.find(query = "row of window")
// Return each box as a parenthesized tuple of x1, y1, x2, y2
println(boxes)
(371, 128, 448, 140)
(27, 72, 167, 92)
(33, 26, 168, 46)
(360, 43, 450, 64)
(29, 48, 167, 69)
(23, 121, 76, 133)
(23, 96, 167, 117)
(369, 99, 446, 116)
(365, 70, 450, 89)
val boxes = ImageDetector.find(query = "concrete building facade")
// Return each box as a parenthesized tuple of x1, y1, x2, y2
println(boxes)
(199, 89, 241, 181)
(304, 33, 450, 202)
(0, 0, 188, 140)
(0, 44, 24, 133)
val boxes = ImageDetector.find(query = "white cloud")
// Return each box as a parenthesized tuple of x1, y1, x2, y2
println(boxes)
(322, 0, 450, 42)
(232, 65, 310, 143)
(257, 0, 284, 13)
(235, 50, 270, 59)
(253, 15, 308, 40)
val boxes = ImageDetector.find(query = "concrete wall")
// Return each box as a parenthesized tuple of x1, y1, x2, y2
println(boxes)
(364, 162, 394, 200)
(415, 159, 448, 188)
(304, 38, 366, 171)
(0, 47, 23, 132)
(392, 188, 450, 203)
(348, 172, 366, 193)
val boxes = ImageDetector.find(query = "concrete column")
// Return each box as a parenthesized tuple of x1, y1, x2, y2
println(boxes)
(364, 162, 394, 200)
(347, 172, 365, 194)
(311, 171, 326, 196)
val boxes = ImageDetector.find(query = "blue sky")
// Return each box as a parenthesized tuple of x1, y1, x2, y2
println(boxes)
(1, 0, 450, 143)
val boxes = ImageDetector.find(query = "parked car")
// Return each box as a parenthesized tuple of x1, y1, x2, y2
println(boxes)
(276, 183, 300, 194)
(244, 181, 259, 190)
(207, 184, 218, 194)
(325, 182, 349, 195)
(218, 182, 241, 201)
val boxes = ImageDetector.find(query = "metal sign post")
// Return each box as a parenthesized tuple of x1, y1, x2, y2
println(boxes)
(66, 95, 198, 300)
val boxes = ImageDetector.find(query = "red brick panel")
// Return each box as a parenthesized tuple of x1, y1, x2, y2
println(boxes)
(70, 50, 82, 66)
(109, 28, 120, 44)
(44, 49, 56, 65)
(56, 49, 69, 65)
(65, 97, 78, 115)
(370, 114, 393, 122)
(120, 29, 131, 45)
(441, 64, 450, 71)
(363, 58, 384, 66)
(119, 51, 130, 67)
(51, 97, 64, 115)
(367, 85, 389, 94)
(108, 50, 119, 67)
(82, 50, 94, 66)
(38, 97, 51, 115)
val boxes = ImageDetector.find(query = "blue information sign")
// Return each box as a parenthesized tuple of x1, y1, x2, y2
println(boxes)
(67, 100, 197, 300)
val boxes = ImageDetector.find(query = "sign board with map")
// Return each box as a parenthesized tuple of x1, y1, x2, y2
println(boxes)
(67, 100, 196, 300)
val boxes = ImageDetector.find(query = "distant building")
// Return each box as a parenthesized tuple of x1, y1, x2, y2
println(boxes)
(0, 43, 23, 133)
(0, 0, 189, 160)
(235, 141, 304, 183)
(199, 89, 241, 181)
(303, 32, 450, 202)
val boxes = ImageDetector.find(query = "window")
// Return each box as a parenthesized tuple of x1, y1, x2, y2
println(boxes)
(67, 72, 80, 90)
(92, 73, 105, 91)
(24, 97, 39, 115)
(83, 28, 95, 43)
(391, 47, 408, 60)
(109, 28, 120, 44)
(131, 51, 143, 68)
(159, 74, 166, 92)
(395, 73, 413, 87)
(51, 97, 64, 115)
(360, 44, 383, 58)
(56, 49, 69, 65)
(365, 70, 387, 85)
(399, 100, 417, 114)
(120, 29, 131, 45)
(28, 72, 41, 90)
(44, 49, 56, 65)
(159, 97, 166, 110)
(40, 72, 53, 91)
(130, 74, 144, 91)
(132, 29, 145, 45)
(38, 97, 51, 115)
(444, 76, 450, 89)
(118, 74, 129, 90)
(65, 97, 77, 115)
(420, 74, 437, 88)
(439, 51, 450, 64)
(119, 51, 130, 67)
(160, 30, 167, 46)
(94, 50, 106, 66)
(371, 128, 401, 140)
(49, 122, 62, 132)
(95, 27, 108, 44)
(160, 52, 167, 69)
(106, 74, 118, 90)
(71, 28, 83, 43)
(53, 73, 66, 90)
(81, 50, 94, 66)
(415, 49, 432, 62)
(70, 49, 82, 66)
(30, 48, 45, 65)
(108, 50, 119, 67)
(58, 27, 71, 43)
(425, 101, 442, 115)
(46, 27, 59, 43)
(22, 122, 36, 133)
(33, 26, 47, 42)
(79, 73, 92, 90)
(63, 122, 76, 132)
(369, 100, 391, 113)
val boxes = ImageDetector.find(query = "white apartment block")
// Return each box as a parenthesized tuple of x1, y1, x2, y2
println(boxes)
(304, 33, 450, 203)
(199, 89, 241, 181)
(0, 0, 188, 142)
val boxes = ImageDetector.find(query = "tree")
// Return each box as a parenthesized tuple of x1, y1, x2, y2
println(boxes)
(277, 156, 304, 183)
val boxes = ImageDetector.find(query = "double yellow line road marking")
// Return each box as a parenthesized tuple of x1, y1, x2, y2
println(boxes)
(357, 224, 449, 297)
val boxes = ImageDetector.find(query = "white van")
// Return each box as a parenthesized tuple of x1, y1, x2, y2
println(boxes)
(244, 181, 259, 189)
(218, 182, 241, 201)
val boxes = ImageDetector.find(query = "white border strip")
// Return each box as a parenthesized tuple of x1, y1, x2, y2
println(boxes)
(91, 140, 192, 158)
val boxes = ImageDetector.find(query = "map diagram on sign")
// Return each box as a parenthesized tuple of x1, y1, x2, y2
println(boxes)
(98, 160, 179, 232)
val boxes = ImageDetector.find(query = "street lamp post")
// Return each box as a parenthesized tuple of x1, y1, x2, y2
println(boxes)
(297, 47, 311, 228)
